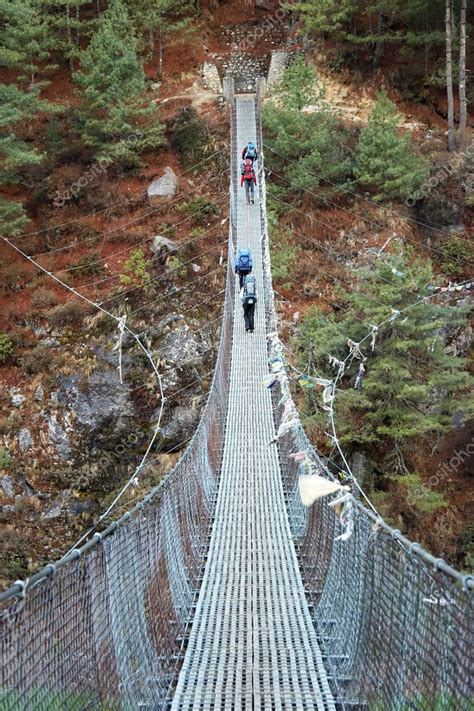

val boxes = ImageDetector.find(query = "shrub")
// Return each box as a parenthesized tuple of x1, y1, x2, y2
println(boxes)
(270, 224, 299, 285)
(440, 234, 473, 277)
(120, 248, 150, 286)
(46, 301, 92, 327)
(0, 263, 31, 293)
(354, 90, 429, 202)
(167, 255, 187, 279)
(170, 107, 209, 167)
(0, 334, 13, 364)
(0, 447, 11, 468)
(72, 251, 105, 277)
(176, 196, 219, 224)
(21, 344, 54, 374)
(31, 287, 59, 309)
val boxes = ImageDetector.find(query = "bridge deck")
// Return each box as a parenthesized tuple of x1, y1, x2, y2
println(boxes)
(171, 97, 335, 710)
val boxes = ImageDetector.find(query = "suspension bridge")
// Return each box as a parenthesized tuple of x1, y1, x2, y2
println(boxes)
(0, 89, 472, 711)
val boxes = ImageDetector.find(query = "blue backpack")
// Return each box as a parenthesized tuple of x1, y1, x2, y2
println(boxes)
(236, 248, 253, 273)
(243, 275, 257, 304)
(245, 143, 256, 159)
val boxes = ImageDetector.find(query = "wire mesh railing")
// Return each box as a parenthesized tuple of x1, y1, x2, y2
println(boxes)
(256, 83, 474, 710)
(0, 89, 238, 711)
(1, 84, 472, 711)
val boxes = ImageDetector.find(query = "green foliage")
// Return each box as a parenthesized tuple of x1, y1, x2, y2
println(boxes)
(390, 473, 449, 513)
(0, 447, 11, 469)
(74, 0, 165, 166)
(0, 83, 55, 235)
(269, 224, 299, 288)
(171, 107, 209, 167)
(369, 692, 463, 711)
(45, 119, 67, 161)
(263, 55, 350, 197)
(289, 0, 447, 86)
(296, 250, 473, 467)
(0, 687, 118, 711)
(167, 255, 187, 278)
(72, 251, 105, 276)
(439, 234, 473, 278)
(0, 333, 13, 363)
(120, 248, 150, 286)
(288, 0, 355, 39)
(123, 0, 194, 55)
(176, 196, 219, 223)
(354, 91, 429, 202)
(0, 0, 54, 86)
(39, 0, 94, 69)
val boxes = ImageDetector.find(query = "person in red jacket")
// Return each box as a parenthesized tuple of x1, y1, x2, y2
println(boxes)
(241, 159, 256, 205)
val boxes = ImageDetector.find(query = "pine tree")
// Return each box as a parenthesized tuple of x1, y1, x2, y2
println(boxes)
(123, 0, 193, 66)
(0, 0, 54, 87)
(289, 0, 355, 38)
(0, 0, 57, 236)
(354, 91, 429, 202)
(296, 250, 473, 473)
(74, 0, 165, 166)
(40, 0, 93, 71)
(263, 56, 350, 196)
(0, 85, 51, 235)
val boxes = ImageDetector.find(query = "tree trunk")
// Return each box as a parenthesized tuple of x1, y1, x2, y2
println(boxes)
(76, 4, 80, 47)
(158, 27, 164, 79)
(446, 0, 455, 152)
(373, 12, 385, 69)
(458, 0, 467, 147)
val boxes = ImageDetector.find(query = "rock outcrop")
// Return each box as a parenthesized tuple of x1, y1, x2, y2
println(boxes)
(147, 168, 178, 205)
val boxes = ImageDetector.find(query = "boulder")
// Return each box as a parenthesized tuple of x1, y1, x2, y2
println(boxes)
(18, 428, 34, 453)
(46, 414, 71, 461)
(154, 320, 213, 398)
(67, 499, 98, 516)
(147, 168, 178, 205)
(58, 370, 134, 436)
(158, 322, 211, 370)
(10, 389, 25, 408)
(0, 476, 15, 498)
(159, 405, 200, 451)
(42, 499, 64, 519)
(151, 235, 179, 261)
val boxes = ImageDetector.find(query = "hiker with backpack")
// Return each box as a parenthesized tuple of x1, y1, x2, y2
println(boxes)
(240, 274, 258, 333)
(241, 141, 258, 165)
(241, 159, 257, 205)
(235, 247, 253, 289)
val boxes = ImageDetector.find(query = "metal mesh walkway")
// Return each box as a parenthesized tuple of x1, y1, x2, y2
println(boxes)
(1, 89, 472, 711)
(171, 96, 335, 710)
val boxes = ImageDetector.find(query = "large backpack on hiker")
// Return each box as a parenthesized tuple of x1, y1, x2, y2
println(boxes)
(241, 159, 254, 181)
(245, 144, 256, 160)
(243, 275, 257, 305)
(236, 248, 253, 274)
